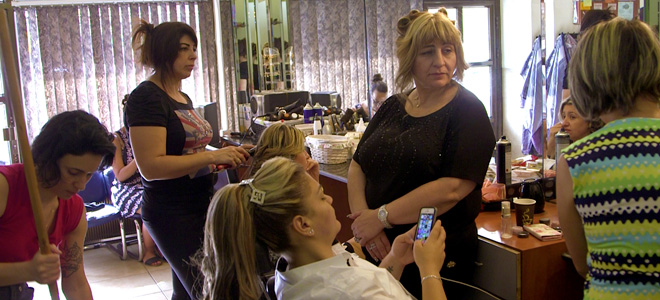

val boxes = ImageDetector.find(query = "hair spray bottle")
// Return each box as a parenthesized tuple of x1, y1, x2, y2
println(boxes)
(496, 136, 511, 185)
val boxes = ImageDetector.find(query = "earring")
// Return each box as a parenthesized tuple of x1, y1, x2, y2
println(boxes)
(308, 229, 314, 235)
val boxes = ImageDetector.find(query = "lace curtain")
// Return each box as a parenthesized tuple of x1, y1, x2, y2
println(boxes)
(287, 0, 422, 109)
(13, 0, 218, 141)
(365, 0, 423, 97)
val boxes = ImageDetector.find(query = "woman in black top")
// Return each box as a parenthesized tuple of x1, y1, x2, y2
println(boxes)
(125, 21, 248, 300)
(348, 10, 495, 299)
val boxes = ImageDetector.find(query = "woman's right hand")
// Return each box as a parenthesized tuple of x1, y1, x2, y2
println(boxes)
(29, 244, 62, 284)
(413, 221, 446, 275)
(209, 146, 250, 168)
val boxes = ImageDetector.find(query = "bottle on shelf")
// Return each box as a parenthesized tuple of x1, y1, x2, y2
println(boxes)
(313, 115, 322, 135)
(496, 136, 512, 185)
(555, 130, 571, 164)
(501, 201, 512, 239)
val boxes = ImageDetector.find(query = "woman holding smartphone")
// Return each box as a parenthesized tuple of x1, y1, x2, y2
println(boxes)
(197, 157, 448, 300)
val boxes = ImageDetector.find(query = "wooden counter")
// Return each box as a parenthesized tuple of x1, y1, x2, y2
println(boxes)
(318, 161, 585, 300)
(219, 136, 583, 299)
(474, 202, 584, 300)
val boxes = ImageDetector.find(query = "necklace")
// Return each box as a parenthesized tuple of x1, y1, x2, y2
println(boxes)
(408, 93, 421, 108)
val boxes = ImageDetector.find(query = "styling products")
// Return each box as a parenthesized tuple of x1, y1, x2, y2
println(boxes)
(313, 115, 322, 135)
(500, 201, 512, 239)
(496, 136, 512, 185)
(322, 122, 332, 135)
(355, 117, 366, 133)
(303, 103, 314, 124)
(313, 103, 323, 126)
(555, 130, 570, 163)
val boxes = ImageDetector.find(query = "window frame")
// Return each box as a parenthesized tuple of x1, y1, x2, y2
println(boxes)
(424, 0, 503, 138)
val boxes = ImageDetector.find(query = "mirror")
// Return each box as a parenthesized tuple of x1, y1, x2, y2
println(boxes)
(233, 0, 291, 96)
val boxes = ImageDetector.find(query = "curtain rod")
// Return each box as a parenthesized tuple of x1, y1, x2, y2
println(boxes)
(11, 0, 204, 8)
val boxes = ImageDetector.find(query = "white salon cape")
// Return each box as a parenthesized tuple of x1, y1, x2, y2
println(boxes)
(274, 245, 415, 300)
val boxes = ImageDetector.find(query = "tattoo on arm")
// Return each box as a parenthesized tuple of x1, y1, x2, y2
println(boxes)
(60, 241, 83, 278)
(386, 266, 394, 274)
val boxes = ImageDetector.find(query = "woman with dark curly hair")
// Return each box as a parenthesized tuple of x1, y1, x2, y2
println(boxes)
(0, 110, 115, 300)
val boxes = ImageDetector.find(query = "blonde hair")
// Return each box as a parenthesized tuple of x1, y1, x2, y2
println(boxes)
(569, 18, 660, 121)
(247, 123, 306, 177)
(197, 157, 308, 300)
(395, 9, 468, 93)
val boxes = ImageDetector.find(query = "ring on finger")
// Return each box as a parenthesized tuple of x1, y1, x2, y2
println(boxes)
(354, 237, 362, 243)
(368, 243, 377, 250)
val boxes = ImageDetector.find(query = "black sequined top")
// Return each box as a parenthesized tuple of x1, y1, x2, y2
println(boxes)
(353, 84, 495, 265)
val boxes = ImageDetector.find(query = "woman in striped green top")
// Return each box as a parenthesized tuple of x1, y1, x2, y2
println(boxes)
(557, 18, 660, 300)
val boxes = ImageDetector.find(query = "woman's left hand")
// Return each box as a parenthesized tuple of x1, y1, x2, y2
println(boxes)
(349, 209, 384, 244)
(363, 231, 391, 261)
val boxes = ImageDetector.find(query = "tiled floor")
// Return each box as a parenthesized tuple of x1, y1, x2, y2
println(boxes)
(30, 246, 174, 300)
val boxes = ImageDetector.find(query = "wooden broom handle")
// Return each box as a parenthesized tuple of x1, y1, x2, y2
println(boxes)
(0, 9, 60, 300)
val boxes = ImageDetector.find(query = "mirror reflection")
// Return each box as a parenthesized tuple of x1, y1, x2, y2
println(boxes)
(234, 0, 291, 96)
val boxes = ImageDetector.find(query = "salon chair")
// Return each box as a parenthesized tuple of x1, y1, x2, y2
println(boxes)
(80, 169, 143, 260)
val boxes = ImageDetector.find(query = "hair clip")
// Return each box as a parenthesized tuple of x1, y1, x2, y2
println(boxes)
(240, 179, 266, 205)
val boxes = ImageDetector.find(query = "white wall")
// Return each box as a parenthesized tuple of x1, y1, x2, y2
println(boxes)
(500, 0, 578, 159)
(501, 0, 541, 159)
(545, 0, 580, 53)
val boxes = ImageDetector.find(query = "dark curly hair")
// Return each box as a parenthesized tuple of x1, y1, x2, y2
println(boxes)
(31, 110, 115, 188)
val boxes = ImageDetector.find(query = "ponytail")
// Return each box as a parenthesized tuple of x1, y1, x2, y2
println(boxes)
(132, 19, 155, 69)
(197, 157, 309, 300)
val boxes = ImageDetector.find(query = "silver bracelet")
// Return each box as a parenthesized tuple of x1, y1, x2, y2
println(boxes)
(421, 274, 441, 284)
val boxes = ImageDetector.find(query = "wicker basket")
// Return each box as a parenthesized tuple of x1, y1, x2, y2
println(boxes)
(306, 135, 349, 164)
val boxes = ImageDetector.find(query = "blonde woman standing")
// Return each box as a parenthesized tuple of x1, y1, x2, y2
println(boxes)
(348, 9, 495, 298)
(557, 18, 660, 300)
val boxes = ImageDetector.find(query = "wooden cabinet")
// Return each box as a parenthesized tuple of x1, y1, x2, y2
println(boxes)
(473, 238, 521, 299)
(474, 203, 584, 300)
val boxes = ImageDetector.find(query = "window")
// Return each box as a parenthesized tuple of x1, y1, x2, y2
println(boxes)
(426, 0, 502, 137)
(11, 0, 219, 141)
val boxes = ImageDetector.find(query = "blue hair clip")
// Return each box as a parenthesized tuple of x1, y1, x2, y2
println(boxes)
(240, 179, 266, 205)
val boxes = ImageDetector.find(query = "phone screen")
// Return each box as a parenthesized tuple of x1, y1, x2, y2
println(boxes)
(415, 209, 436, 241)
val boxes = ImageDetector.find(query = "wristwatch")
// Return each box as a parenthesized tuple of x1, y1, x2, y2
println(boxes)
(378, 205, 393, 229)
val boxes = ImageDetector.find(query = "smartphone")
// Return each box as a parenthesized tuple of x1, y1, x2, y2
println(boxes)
(415, 207, 437, 241)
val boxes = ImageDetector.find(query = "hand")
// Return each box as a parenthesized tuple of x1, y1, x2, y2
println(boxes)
(209, 146, 250, 168)
(349, 209, 384, 247)
(414, 221, 446, 275)
(363, 231, 391, 261)
(391, 225, 416, 266)
(29, 244, 62, 284)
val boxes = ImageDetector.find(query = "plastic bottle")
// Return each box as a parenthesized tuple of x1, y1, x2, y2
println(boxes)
(555, 130, 571, 163)
(496, 136, 512, 185)
(303, 103, 314, 124)
(322, 122, 332, 135)
(313, 103, 323, 126)
(500, 201, 512, 239)
(313, 115, 322, 135)
(355, 117, 366, 133)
